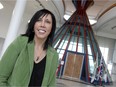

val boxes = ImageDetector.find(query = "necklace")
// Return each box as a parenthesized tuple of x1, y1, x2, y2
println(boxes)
(34, 51, 46, 63)
(34, 49, 43, 62)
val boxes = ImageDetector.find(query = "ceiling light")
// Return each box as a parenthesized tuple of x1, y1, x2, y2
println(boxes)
(64, 14, 97, 25)
(89, 19, 97, 25)
(63, 14, 70, 20)
(0, 2, 3, 9)
(28, 20, 30, 23)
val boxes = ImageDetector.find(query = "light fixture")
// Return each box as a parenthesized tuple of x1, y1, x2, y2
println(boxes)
(0, 2, 3, 9)
(28, 20, 30, 23)
(89, 19, 97, 25)
(64, 14, 97, 25)
(63, 14, 70, 20)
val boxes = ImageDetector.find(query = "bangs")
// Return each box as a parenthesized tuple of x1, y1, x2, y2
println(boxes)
(36, 12, 50, 21)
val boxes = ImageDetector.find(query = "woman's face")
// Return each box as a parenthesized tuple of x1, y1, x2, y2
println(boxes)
(34, 14, 52, 40)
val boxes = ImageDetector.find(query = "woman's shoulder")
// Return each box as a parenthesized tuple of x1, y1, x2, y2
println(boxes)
(13, 35, 28, 44)
(48, 46, 57, 54)
(16, 35, 28, 41)
(11, 35, 28, 49)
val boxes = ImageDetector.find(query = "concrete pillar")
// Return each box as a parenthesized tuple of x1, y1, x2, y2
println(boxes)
(0, 0, 27, 59)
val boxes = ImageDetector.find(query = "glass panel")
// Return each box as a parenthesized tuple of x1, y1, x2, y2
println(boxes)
(88, 55, 94, 75)
(88, 45, 92, 55)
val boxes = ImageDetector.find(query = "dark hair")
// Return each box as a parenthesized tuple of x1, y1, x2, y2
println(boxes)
(22, 9, 56, 50)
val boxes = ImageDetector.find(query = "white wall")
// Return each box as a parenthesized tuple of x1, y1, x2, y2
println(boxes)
(112, 41, 116, 81)
(113, 41, 116, 63)
(95, 35, 115, 64)
(0, 38, 5, 56)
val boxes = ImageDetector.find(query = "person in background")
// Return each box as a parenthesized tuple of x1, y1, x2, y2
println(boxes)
(0, 9, 58, 87)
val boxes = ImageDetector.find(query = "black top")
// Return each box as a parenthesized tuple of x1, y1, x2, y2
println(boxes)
(28, 56, 46, 87)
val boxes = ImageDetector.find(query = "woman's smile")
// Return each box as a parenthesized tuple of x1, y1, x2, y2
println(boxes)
(38, 29, 46, 33)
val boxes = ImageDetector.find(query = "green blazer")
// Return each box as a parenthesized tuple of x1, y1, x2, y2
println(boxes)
(0, 36, 58, 87)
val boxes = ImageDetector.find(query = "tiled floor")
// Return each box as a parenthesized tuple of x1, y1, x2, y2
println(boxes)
(56, 78, 116, 87)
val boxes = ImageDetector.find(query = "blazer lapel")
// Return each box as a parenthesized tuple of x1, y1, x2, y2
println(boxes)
(42, 47, 54, 86)
(27, 41, 34, 73)
(27, 42, 54, 86)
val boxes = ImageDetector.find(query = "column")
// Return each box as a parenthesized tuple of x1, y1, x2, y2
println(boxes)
(0, 0, 27, 59)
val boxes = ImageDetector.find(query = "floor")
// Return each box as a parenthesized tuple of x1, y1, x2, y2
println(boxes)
(56, 78, 116, 87)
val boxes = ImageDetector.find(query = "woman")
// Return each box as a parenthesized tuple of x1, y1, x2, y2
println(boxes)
(0, 9, 58, 87)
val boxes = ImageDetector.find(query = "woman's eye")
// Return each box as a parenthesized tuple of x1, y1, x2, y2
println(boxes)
(36, 19, 51, 24)
(37, 19, 41, 21)
(45, 20, 51, 24)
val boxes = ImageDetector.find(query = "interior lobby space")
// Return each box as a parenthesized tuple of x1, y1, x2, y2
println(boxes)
(0, 0, 116, 86)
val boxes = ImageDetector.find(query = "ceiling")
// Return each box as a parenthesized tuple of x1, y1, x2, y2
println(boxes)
(0, 0, 116, 39)
(63, 0, 116, 39)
